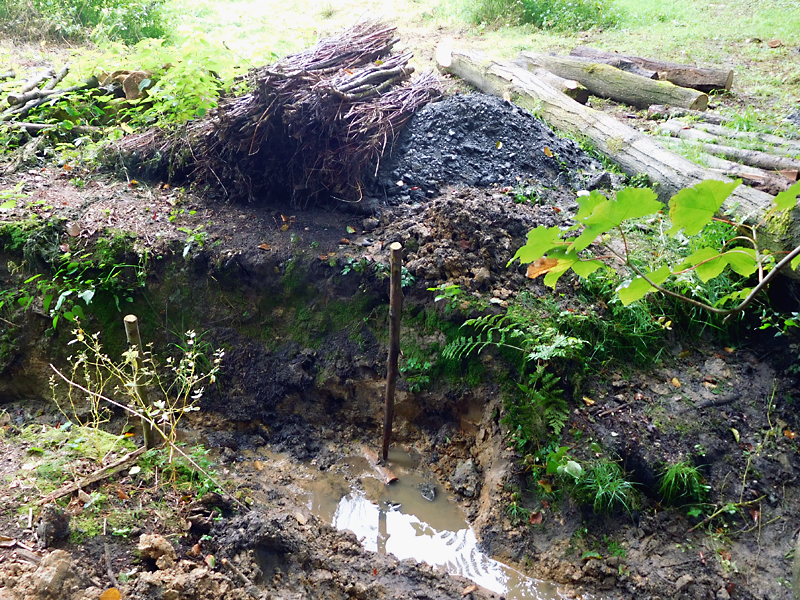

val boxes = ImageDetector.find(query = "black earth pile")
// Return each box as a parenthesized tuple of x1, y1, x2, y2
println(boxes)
(371, 93, 605, 204)
(116, 21, 440, 207)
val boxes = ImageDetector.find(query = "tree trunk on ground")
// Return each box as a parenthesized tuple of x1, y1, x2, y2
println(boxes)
(659, 137, 792, 194)
(570, 46, 734, 92)
(435, 45, 772, 214)
(517, 51, 708, 110)
(522, 67, 588, 104)
(685, 121, 800, 153)
(647, 104, 731, 125)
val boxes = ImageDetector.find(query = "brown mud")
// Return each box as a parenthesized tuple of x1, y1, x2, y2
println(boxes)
(0, 93, 799, 600)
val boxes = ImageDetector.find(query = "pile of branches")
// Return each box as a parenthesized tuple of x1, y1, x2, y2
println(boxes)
(117, 21, 441, 207)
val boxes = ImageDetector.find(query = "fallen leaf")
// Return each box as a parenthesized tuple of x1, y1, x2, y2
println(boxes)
(339, 238, 351, 245)
(205, 554, 216, 568)
(582, 396, 595, 406)
(60, 244, 70, 253)
(544, 146, 554, 157)
(718, 550, 732, 562)
(346, 226, 356, 234)
(538, 479, 552, 494)
(99, 589, 121, 600)
(65, 222, 80, 236)
(552, 206, 561, 213)
(731, 428, 740, 443)
(258, 243, 271, 251)
(526, 257, 559, 279)
(129, 466, 141, 476)
(670, 377, 681, 388)
(462, 584, 479, 597)
(678, 350, 691, 359)
(78, 489, 92, 504)
(785, 430, 796, 440)
(0, 535, 15, 548)
(750, 509, 760, 523)
(496, 141, 503, 150)
(318, 254, 329, 261)
(280, 224, 290, 232)
(529, 511, 543, 525)
(724, 347, 735, 353)
(373, 568, 377, 576)
(62, 164, 72, 171)
(779, 169, 798, 182)
(541, 500, 550, 509)
(634, 392, 644, 401)
(702, 381, 717, 390)
(253, 460, 264, 471)
(188, 543, 201, 557)
(116, 489, 129, 500)
(459, 240, 470, 250)
(768, 38, 783, 48)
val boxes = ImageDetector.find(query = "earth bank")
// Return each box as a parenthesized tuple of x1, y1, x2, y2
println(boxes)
(0, 93, 798, 600)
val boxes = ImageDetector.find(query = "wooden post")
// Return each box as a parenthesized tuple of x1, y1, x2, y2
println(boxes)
(124, 314, 154, 449)
(382, 242, 403, 462)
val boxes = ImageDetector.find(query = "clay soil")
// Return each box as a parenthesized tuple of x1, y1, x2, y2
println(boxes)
(1, 89, 799, 600)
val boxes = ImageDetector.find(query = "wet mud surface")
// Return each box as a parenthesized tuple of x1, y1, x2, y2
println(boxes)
(1, 91, 799, 600)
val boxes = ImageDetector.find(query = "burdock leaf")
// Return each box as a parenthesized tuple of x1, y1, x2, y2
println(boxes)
(772, 180, 800, 212)
(617, 266, 671, 305)
(508, 226, 564, 266)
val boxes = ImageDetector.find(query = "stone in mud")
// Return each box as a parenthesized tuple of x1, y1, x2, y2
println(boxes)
(33, 550, 71, 596)
(450, 458, 481, 498)
(418, 482, 436, 502)
(675, 573, 694, 591)
(138, 534, 177, 562)
(37, 504, 70, 549)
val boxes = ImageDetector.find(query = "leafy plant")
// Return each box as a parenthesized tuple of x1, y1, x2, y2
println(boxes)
(573, 459, 636, 514)
(509, 180, 800, 321)
(659, 460, 709, 506)
(509, 365, 568, 442)
(469, 0, 620, 30)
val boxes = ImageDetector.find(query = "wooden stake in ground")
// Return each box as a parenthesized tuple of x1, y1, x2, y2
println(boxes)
(382, 242, 403, 462)
(124, 315, 154, 449)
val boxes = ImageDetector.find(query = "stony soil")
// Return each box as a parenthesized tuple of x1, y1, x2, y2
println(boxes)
(1, 91, 799, 600)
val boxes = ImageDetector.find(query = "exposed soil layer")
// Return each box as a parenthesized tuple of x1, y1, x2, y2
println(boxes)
(1, 92, 799, 600)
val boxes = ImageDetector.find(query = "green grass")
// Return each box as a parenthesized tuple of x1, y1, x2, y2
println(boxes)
(659, 460, 709, 506)
(574, 459, 636, 514)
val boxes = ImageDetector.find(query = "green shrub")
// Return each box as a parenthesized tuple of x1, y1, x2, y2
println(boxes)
(0, 0, 168, 42)
(469, 0, 620, 31)
(659, 460, 709, 506)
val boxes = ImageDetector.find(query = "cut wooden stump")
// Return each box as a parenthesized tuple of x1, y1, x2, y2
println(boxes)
(436, 44, 772, 216)
(517, 51, 708, 110)
(570, 46, 734, 93)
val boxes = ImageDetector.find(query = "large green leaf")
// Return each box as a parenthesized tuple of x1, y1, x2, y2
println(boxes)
(571, 187, 661, 252)
(507, 226, 565, 266)
(575, 190, 607, 220)
(617, 265, 671, 305)
(773, 180, 800, 212)
(676, 246, 757, 282)
(668, 180, 740, 237)
(571, 259, 604, 278)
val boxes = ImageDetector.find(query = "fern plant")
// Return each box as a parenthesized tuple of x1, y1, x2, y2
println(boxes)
(506, 365, 568, 449)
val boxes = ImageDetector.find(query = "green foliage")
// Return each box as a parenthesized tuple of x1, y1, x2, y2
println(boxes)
(505, 365, 567, 450)
(399, 356, 433, 393)
(510, 180, 800, 316)
(1, 0, 168, 42)
(469, 0, 620, 31)
(573, 459, 636, 514)
(659, 460, 709, 506)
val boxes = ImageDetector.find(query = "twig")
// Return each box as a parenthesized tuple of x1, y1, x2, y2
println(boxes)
(36, 447, 146, 505)
(104, 543, 119, 589)
(221, 557, 263, 598)
(688, 496, 765, 532)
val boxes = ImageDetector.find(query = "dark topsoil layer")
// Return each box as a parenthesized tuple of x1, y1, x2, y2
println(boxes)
(0, 92, 799, 600)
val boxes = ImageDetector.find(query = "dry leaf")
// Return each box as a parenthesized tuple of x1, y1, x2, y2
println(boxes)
(526, 257, 559, 279)
(0, 535, 16, 548)
(724, 347, 735, 353)
(702, 381, 717, 390)
(339, 238, 351, 245)
(582, 396, 595, 406)
(280, 224, 290, 232)
(634, 392, 644, 401)
(462, 584, 479, 597)
(785, 430, 796, 440)
(295, 512, 308, 525)
(99, 589, 121, 600)
(538, 479, 552, 494)
(78, 489, 92, 504)
(678, 350, 691, 359)
(205, 554, 216, 568)
(258, 243, 271, 251)
(529, 511, 543, 525)
(66, 222, 81, 237)
(318, 254, 329, 261)
(253, 460, 264, 471)
(496, 141, 503, 150)
(188, 543, 201, 557)
(749, 509, 760, 523)
(116, 489, 129, 500)
(544, 146, 554, 157)
(670, 377, 681, 388)
(768, 39, 783, 47)
(346, 226, 356, 234)
(779, 169, 798, 182)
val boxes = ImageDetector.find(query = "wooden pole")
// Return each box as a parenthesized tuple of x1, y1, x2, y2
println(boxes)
(124, 314, 154, 449)
(382, 242, 403, 462)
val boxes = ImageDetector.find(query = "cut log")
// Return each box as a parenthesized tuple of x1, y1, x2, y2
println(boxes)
(0, 70, 15, 81)
(647, 105, 731, 125)
(435, 44, 773, 218)
(686, 121, 800, 154)
(18, 68, 55, 94)
(658, 121, 800, 171)
(7, 77, 99, 107)
(513, 65, 588, 104)
(659, 138, 792, 194)
(561, 54, 657, 79)
(517, 51, 708, 110)
(570, 46, 734, 92)
(1, 122, 99, 134)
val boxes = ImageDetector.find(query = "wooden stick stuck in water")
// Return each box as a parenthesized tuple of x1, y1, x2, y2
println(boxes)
(382, 242, 403, 462)
(363, 447, 398, 484)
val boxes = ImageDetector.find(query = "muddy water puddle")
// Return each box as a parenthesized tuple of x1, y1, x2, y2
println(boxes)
(282, 449, 564, 599)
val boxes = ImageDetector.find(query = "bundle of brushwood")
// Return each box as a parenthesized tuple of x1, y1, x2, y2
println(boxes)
(117, 21, 440, 207)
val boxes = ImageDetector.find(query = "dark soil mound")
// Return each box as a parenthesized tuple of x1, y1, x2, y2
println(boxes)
(372, 93, 604, 204)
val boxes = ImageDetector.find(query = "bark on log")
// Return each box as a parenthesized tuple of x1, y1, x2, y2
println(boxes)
(512, 65, 588, 104)
(435, 44, 773, 217)
(687, 121, 800, 153)
(570, 46, 734, 92)
(560, 54, 657, 79)
(19, 69, 55, 94)
(659, 138, 792, 194)
(647, 104, 731, 125)
(7, 77, 99, 106)
(517, 51, 708, 110)
(658, 121, 800, 171)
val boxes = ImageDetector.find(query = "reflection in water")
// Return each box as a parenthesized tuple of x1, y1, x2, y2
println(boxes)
(298, 449, 562, 600)
(332, 491, 558, 599)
